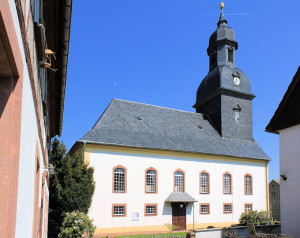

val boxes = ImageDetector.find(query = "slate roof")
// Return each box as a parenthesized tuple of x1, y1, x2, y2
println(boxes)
(165, 192, 197, 203)
(79, 99, 269, 161)
(266, 66, 300, 133)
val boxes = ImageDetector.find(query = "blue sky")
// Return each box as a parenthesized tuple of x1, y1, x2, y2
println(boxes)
(62, 1, 300, 182)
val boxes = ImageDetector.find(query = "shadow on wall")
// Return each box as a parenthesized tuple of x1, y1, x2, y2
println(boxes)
(186, 203, 192, 216)
(0, 15, 19, 118)
(0, 77, 18, 118)
(162, 203, 172, 216)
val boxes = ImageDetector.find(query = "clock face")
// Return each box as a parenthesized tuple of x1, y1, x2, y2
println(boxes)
(233, 76, 240, 86)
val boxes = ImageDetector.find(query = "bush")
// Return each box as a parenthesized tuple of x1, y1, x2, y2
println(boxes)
(58, 211, 96, 238)
(239, 210, 271, 225)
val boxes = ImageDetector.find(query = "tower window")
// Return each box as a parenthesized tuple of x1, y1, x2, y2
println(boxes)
(234, 110, 240, 121)
(228, 49, 233, 63)
(210, 52, 217, 67)
(233, 104, 241, 122)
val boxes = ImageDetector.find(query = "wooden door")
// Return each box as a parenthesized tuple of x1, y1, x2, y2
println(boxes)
(172, 203, 186, 230)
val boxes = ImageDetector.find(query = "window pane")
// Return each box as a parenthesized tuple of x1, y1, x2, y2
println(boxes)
(114, 168, 125, 192)
(245, 204, 252, 213)
(175, 171, 184, 192)
(224, 174, 231, 194)
(146, 170, 156, 193)
(114, 206, 124, 216)
(201, 173, 208, 193)
(245, 175, 252, 194)
(224, 204, 232, 213)
(201, 205, 209, 214)
(146, 205, 156, 215)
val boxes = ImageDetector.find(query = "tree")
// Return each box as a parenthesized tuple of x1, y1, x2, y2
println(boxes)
(48, 139, 95, 238)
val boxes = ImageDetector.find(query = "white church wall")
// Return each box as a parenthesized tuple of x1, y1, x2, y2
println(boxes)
(87, 146, 267, 233)
(279, 124, 300, 237)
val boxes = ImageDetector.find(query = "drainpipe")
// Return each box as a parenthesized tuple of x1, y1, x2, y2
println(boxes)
(193, 203, 195, 229)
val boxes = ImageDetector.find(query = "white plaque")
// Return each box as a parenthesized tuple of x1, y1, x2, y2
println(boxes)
(132, 212, 139, 221)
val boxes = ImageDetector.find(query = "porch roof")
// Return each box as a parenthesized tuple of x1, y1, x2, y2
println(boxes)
(165, 192, 197, 203)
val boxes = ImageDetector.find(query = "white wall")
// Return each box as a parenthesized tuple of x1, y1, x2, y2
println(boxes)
(88, 149, 267, 230)
(279, 124, 300, 237)
(8, 1, 47, 237)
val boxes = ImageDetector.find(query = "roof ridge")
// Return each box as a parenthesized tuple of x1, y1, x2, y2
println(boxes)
(113, 98, 198, 115)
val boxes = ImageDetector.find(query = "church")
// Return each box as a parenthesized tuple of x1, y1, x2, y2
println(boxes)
(70, 4, 270, 236)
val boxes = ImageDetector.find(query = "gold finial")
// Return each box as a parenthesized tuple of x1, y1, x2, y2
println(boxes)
(220, 2, 224, 10)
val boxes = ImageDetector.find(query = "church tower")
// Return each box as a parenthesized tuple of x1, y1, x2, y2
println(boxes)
(194, 3, 255, 141)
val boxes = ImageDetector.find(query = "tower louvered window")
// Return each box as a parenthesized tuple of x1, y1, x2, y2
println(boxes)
(228, 49, 233, 62)
(210, 52, 217, 67)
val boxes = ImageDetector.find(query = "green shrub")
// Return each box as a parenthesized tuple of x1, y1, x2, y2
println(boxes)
(164, 223, 179, 232)
(58, 211, 96, 238)
(239, 210, 271, 225)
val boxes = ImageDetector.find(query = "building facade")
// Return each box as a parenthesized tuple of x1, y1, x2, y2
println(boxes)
(269, 180, 280, 221)
(0, 0, 72, 237)
(266, 66, 300, 237)
(71, 6, 270, 237)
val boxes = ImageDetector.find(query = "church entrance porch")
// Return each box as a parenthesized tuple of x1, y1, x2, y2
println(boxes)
(171, 202, 186, 231)
(165, 192, 197, 231)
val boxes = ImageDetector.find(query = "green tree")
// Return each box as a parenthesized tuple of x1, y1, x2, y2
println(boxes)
(48, 139, 95, 238)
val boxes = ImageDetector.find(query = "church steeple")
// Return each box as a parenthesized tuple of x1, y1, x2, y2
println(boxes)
(194, 3, 255, 141)
(207, 3, 238, 72)
(218, 3, 227, 27)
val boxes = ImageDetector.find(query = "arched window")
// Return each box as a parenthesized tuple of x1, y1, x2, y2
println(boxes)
(113, 165, 126, 193)
(174, 169, 184, 192)
(200, 171, 209, 194)
(244, 174, 252, 195)
(145, 168, 157, 193)
(223, 173, 232, 194)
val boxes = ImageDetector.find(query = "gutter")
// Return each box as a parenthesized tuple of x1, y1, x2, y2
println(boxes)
(58, 0, 72, 136)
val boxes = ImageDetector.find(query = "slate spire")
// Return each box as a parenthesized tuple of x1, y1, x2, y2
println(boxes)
(194, 3, 255, 141)
(218, 3, 227, 27)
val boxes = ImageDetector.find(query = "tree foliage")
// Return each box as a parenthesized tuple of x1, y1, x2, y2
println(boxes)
(48, 139, 95, 238)
(239, 210, 272, 225)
